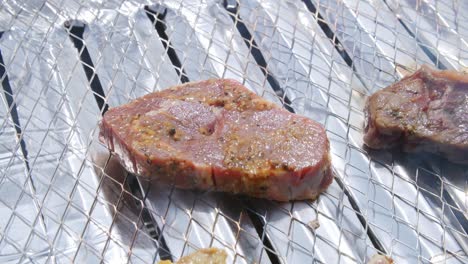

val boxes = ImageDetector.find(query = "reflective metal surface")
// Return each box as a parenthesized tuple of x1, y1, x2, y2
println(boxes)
(0, 0, 466, 263)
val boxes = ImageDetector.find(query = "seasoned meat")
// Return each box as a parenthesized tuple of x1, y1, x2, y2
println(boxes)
(100, 79, 332, 201)
(364, 66, 468, 164)
(367, 254, 394, 264)
(159, 248, 227, 264)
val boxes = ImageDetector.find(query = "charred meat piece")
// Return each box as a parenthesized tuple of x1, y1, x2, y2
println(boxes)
(364, 66, 468, 164)
(100, 79, 332, 201)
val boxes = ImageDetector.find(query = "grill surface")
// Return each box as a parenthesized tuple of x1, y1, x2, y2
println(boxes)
(0, 0, 467, 263)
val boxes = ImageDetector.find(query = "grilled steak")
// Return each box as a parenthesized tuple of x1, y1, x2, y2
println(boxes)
(364, 66, 468, 164)
(100, 79, 332, 201)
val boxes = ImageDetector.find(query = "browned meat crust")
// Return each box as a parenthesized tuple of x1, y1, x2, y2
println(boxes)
(364, 66, 468, 164)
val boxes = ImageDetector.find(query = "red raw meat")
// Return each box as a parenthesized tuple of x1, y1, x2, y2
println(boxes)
(100, 79, 332, 201)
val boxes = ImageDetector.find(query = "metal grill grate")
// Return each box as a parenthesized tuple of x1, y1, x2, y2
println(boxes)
(0, 0, 466, 263)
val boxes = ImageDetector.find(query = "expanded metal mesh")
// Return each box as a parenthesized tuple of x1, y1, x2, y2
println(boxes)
(0, 0, 466, 263)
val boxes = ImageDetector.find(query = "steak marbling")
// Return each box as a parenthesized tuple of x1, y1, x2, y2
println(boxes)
(100, 79, 332, 201)
(364, 66, 468, 164)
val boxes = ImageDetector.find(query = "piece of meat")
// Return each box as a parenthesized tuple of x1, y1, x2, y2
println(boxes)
(364, 66, 468, 164)
(99, 79, 332, 201)
(367, 254, 394, 264)
(158, 248, 227, 264)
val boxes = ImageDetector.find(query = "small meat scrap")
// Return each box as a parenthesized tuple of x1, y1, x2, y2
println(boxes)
(367, 254, 394, 264)
(158, 248, 227, 264)
(100, 79, 332, 201)
(364, 66, 468, 164)
(308, 219, 320, 231)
